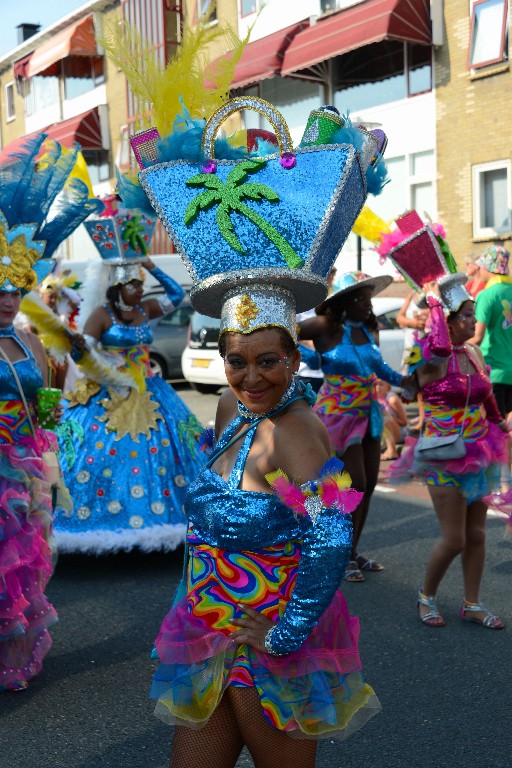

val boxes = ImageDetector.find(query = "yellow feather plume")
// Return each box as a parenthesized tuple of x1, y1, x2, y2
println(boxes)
(20, 293, 72, 356)
(352, 206, 392, 245)
(99, 17, 251, 137)
(20, 292, 138, 391)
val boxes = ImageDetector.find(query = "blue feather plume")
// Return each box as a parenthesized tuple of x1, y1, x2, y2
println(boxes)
(0, 133, 104, 260)
(331, 114, 389, 196)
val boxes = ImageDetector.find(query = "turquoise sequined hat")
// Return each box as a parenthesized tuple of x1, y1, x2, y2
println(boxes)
(132, 97, 386, 339)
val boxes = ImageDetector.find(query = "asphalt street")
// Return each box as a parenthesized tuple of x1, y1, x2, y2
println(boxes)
(1, 385, 511, 768)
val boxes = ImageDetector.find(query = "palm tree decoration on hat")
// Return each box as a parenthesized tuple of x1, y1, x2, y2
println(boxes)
(184, 158, 303, 269)
(122, 214, 150, 255)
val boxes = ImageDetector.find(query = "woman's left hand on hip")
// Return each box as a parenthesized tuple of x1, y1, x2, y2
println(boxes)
(230, 603, 275, 652)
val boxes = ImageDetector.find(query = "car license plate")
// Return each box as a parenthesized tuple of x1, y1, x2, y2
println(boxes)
(191, 359, 211, 368)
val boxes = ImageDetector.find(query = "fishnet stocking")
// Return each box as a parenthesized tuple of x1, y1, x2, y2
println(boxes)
(169, 693, 244, 768)
(169, 687, 317, 768)
(228, 687, 317, 768)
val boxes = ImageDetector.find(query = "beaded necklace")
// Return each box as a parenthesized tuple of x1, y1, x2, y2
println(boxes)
(237, 377, 299, 421)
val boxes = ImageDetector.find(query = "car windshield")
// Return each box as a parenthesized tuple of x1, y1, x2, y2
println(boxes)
(190, 312, 221, 332)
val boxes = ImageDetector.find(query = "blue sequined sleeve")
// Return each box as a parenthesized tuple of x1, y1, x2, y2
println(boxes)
(148, 266, 185, 307)
(373, 353, 403, 387)
(297, 344, 321, 370)
(268, 509, 353, 654)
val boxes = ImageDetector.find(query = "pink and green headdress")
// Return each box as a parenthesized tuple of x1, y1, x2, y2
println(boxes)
(0, 134, 103, 294)
(377, 210, 471, 313)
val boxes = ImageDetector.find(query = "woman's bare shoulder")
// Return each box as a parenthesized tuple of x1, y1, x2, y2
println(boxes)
(272, 403, 331, 482)
(18, 328, 44, 356)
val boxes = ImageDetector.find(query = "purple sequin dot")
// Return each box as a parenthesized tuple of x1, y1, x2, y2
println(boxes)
(280, 152, 296, 169)
(201, 159, 217, 174)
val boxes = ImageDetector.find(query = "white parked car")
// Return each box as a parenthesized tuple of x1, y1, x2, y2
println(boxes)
(182, 296, 406, 393)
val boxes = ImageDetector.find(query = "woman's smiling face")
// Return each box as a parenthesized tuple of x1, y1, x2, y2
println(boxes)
(223, 328, 300, 415)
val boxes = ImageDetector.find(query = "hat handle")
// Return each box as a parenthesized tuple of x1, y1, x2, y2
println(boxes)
(201, 96, 294, 162)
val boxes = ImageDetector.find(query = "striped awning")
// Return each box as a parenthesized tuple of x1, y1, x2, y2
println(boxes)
(281, 0, 432, 76)
(26, 15, 97, 78)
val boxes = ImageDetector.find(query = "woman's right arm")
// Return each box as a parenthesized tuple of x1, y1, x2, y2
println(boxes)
(82, 307, 108, 341)
(261, 415, 355, 655)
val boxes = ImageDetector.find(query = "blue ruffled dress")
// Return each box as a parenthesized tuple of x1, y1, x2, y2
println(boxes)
(53, 308, 206, 554)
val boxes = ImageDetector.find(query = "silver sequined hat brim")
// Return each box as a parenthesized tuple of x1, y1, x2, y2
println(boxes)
(109, 263, 145, 286)
(437, 273, 472, 313)
(190, 268, 328, 317)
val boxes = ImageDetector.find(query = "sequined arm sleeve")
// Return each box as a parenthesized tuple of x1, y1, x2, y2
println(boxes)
(147, 267, 185, 312)
(297, 344, 321, 370)
(373, 355, 403, 387)
(265, 459, 361, 655)
(425, 296, 451, 361)
(267, 511, 352, 654)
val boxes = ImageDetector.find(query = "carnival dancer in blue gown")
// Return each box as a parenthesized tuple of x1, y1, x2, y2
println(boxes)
(52, 199, 205, 555)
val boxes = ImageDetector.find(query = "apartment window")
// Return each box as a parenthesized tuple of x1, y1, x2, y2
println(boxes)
(468, 0, 509, 68)
(64, 57, 105, 101)
(472, 160, 511, 237)
(366, 151, 436, 225)
(117, 125, 131, 171)
(198, 0, 217, 22)
(241, 0, 257, 16)
(410, 150, 436, 215)
(23, 75, 59, 116)
(335, 42, 431, 113)
(83, 150, 110, 185)
(5, 82, 15, 121)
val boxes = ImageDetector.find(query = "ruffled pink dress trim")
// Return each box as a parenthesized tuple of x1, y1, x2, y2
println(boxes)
(0, 436, 58, 689)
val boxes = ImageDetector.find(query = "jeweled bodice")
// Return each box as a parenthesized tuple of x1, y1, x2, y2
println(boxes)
(186, 416, 305, 549)
(101, 305, 153, 348)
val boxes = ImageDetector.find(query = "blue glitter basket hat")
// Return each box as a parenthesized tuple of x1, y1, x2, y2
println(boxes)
(138, 97, 380, 339)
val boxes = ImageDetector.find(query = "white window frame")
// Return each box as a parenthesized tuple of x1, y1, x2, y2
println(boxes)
(472, 159, 512, 238)
(116, 124, 131, 171)
(5, 81, 15, 121)
(468, 0, 509, 69)
(198, 0, 217, 22)
(409, 149, 437, 217)
(240, 0, 258, 18)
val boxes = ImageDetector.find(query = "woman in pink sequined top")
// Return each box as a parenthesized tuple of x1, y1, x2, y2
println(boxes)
(389, 288, 508, 629)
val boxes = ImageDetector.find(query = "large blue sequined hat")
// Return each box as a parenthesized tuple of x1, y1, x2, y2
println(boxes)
(136, 97, 385, 339)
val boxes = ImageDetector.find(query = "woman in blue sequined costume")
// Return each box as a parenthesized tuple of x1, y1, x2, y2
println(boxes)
(299, 272, 406, 583)
(53, 259, 205, 554)
(151, 325, 380, 767)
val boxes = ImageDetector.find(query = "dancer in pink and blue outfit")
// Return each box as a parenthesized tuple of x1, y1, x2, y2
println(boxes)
(0, 134, 102, 690)
(299, 271, 407, 582)
(381, 211, 508, 629)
